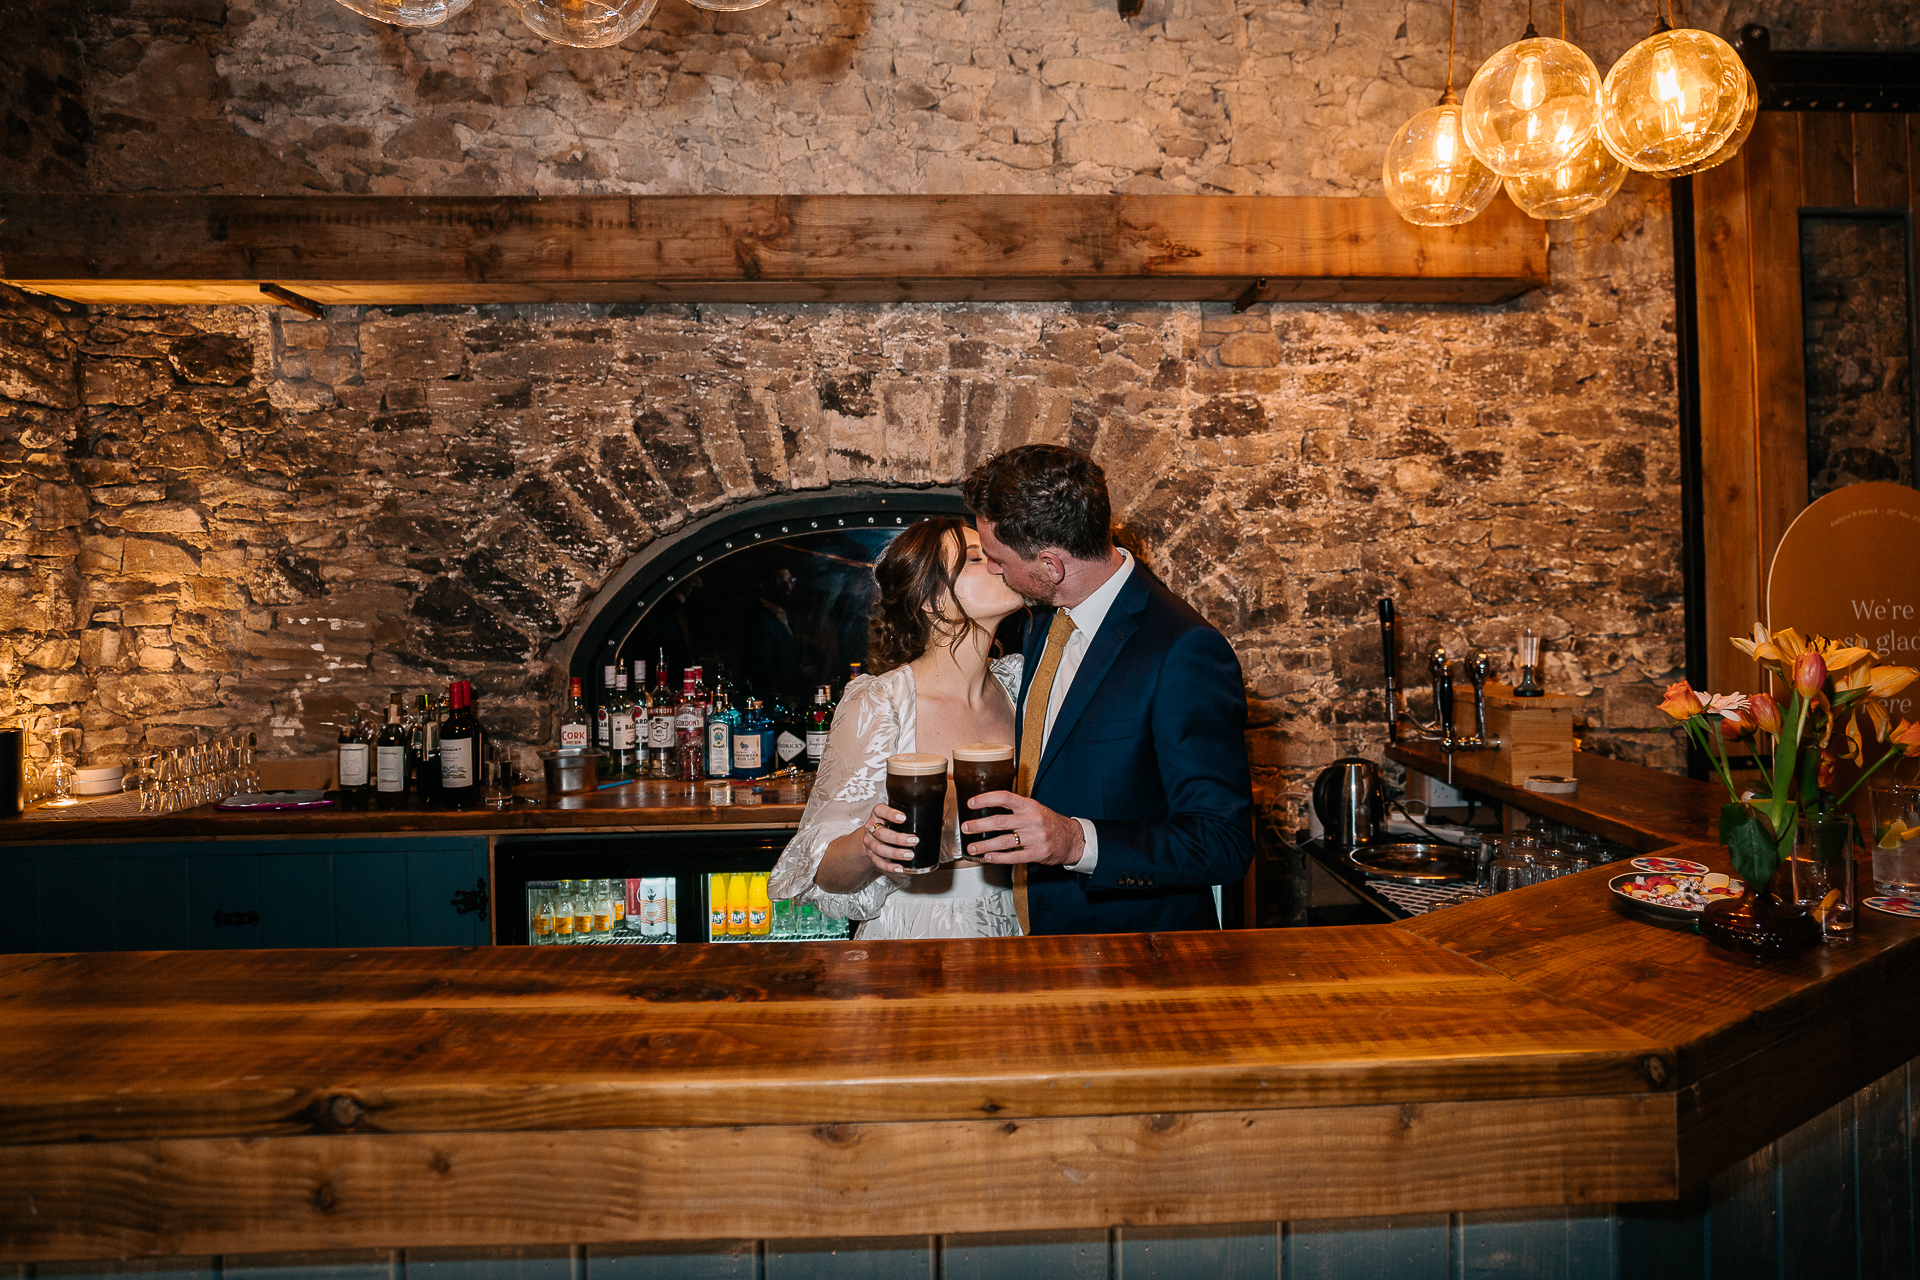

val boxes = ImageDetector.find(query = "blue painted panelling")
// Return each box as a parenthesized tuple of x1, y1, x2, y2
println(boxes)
(1285, 1214, 1450, 1280)
(1857, 1063, 1914, 1279)
(405, 1246, 574, 1280)
(944, 1228, 1107, 1280)
(35, 1257, 217, 1280)
(406, 847, 486, 947)
(188, 855, 264, 950)
(1616, 1190, 1708, 1280)
(762, 1237, 930, 1280)
(1118, 1222, 1276, 1278)
(1778, 1089, 1857, 1278)
(1457, 1205, 1614, 1280)
(112, 854, 191, 951)
(40, 855, 114, 952)
(259, 851, 336, 949)
(0, 856, 39, 952)
(1707, 1144, 1779, 1280)
(220, 1251, 398, 1280)
(334, 852, 411, 948)
(587, 1242, 756, 1280)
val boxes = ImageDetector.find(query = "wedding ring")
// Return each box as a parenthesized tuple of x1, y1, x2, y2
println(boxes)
(1012, 832, 1023, 850)
(867, 822, 879, 835)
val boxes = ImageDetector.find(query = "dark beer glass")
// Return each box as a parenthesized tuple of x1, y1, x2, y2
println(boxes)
(885, 753, 948, 875)
(951, 741, 1014, 863)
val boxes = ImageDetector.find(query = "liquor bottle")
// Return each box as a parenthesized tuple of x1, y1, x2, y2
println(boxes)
(647, 651, 678, 778)
(596, 664, 616, 750)
(609, 876, 626, 929)
(375, 695, 409, 809)
(773, 694, 807, 769)
(411, 692, 442, 805)
(725, 873, 749, 938)
(605, 668, 632, 782)
(569, 880, 592, 940)
(438, 680, 480, 809)
(336, 710, 372, 809)
(708, 873, 729, 942)
(532, 888, 556, 946)
(746, 874, 772, 938)
(552, 880, 577, 944)
(707, 687, 737, 779)
(733, 698, 775, 780)
(805, 685, 834, 772)
(558, 676, 591, 752)
(590, 880, 613, 936)
(675, 670, 706, 781)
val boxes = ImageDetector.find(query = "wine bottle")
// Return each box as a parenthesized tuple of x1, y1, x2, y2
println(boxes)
(375, 695, 409, 810)
(439, 680, 480, 809)
(410, 691, 442, 805)
(337, 710, 372, 810)
(595, 663, 616, 749)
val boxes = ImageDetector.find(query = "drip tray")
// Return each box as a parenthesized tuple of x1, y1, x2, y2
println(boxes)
(1347, 842, 1475, 883)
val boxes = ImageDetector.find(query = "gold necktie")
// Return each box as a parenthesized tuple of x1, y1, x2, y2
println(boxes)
(1013, 609, 1077, 935)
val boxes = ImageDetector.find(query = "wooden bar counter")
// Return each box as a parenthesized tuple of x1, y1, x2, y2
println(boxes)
(3, 755, 1918, 1265)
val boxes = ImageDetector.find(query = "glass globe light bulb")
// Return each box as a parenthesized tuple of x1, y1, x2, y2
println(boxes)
(1655, 64, 1760, 177)
(506, 0, 659, 46)
(1383, 98, 1503, 227)
(332, 0, 471, 25)
(1462, 35, 1602, 179)
(1503, 128, 1628, 220)
(1598, 27, 1747, 173)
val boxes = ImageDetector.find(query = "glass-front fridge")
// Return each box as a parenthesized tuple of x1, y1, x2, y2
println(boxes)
(494, 830, 853, 946)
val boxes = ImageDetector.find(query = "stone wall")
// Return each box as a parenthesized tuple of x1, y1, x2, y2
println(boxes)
(3, 0, 1913, 811)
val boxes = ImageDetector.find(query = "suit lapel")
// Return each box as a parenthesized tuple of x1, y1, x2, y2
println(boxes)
(1032, 572, 1149, 792)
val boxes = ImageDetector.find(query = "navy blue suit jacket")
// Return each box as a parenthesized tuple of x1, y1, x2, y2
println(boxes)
(1016, 563, 1254, 935)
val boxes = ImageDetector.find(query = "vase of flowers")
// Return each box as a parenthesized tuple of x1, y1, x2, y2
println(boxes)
(1658, 626, 1920, 959)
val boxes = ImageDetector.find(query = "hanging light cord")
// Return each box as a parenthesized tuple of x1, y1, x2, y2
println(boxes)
(1442, 0, 1459, 99)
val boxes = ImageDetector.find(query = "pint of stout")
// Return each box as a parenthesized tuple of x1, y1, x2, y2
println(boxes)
(885, 752, 948, 875)
(951, 741, 1014, 862)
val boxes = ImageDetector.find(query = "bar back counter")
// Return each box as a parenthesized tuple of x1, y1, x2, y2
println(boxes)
(3, 754, 1916, 1280)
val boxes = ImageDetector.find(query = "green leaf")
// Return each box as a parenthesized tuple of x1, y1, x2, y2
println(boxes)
(1720, 802, 1780, 886)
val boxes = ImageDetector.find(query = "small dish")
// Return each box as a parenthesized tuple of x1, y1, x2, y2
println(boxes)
(1630, 856, 1710, 875)
(1609, 871, 1745, 925)
(1864, 896, 1920, 918)
(215, 791, 333, 811)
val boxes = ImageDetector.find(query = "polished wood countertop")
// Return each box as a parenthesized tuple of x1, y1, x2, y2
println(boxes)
(4, 758, 1917, 1259)
(0, 777, 810, 844)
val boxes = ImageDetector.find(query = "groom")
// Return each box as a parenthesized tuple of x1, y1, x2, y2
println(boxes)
(960, 445, 1254, 935)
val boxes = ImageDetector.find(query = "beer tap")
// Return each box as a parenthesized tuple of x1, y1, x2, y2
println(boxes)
(1374, 598, 1500, 783)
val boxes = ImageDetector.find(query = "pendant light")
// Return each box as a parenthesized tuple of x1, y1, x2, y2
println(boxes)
(331, 0, 472, 25)
(1383, 0, 1502, 227)
(686, 0, 771, 11)
(1461, 1, 1602, 179)
(1655, 62, 1759, 177)
(505, 0, 659, 47)
(1599, 2, 1749, 174)
(1503, 128, 1627, 219)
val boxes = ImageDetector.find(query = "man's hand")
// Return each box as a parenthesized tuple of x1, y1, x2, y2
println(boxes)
(961, 792, 1085, 867)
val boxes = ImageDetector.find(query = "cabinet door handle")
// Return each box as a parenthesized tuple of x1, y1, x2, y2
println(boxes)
(450, 877, 489, 922)
(213, 909, 259, 927)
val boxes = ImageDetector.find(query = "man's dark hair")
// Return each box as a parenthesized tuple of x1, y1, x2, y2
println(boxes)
(961, 445, 1113, 561)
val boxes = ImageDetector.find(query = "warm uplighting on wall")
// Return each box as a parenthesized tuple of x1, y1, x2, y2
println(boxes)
(1386, 1, 1754, 226)
(335, 0, 768, 46)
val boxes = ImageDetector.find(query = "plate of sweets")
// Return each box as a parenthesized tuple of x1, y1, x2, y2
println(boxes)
(1609, 870, 1745, 925)
(1630, 856, 1710, 875)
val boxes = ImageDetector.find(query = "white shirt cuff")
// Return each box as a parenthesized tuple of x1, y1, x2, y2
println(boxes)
(1065, 818, 1098, 874)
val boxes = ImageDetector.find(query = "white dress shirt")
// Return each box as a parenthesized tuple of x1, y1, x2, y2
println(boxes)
(1038, 548, 1135, 874)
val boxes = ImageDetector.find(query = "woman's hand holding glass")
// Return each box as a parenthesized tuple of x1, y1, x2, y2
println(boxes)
(860, 802, 920, 874)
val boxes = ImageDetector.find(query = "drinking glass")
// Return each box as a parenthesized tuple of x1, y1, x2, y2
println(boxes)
(38, 726, 80, 808)
(1870, 784, 1920, 896)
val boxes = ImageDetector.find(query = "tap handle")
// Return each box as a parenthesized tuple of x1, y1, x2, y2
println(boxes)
(1466, 651, 1490, 690)
(1429, 648, 1453, 740)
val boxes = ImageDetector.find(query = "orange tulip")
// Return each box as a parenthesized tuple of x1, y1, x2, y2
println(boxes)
(1793, 651, 1827, 699)
(1892, 719, 1920, 758)
(1748, 692, 1781, 736)
(1817, 749, 1837, 789)
(1658, 680, 1704, 722)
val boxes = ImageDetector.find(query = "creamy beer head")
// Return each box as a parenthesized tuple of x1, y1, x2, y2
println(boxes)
(951, 742, 1014, 763)
(886, 752, 949, 776)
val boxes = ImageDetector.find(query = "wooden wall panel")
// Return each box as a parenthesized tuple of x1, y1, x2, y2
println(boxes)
(1741, 112, 1812, 655)
(1854, 113, 1913, 207)
(1693, 146, 1764, 698)
(1853, 1063, 1914, 1278)
(1801, 113, 1859, 205)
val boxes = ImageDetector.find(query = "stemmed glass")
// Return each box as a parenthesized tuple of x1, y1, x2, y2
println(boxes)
(37, 720, 80, 809)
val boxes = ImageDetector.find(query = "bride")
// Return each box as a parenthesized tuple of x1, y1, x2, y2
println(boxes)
(768, 516, 1026, 939)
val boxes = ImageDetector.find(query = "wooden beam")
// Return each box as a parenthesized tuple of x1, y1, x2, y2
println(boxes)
(0, 194, 1549, 308)
(0, 1097, 1675, 1262)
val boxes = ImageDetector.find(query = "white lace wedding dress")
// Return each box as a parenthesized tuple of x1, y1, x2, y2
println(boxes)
(768, 656, 1023, 940)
